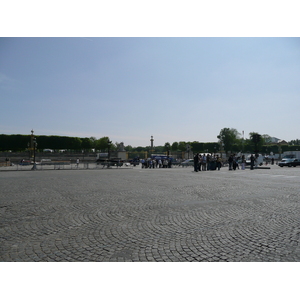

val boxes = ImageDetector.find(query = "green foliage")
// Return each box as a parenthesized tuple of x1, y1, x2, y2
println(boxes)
(1, 132, 299, 155)
(178, 141, 186, 151)
(190, 141, 203, 153)
(96, 137, 110, 151)
(289, 139, 300, 145)
(217, 128, 241, 154)
(171, 142, 178, 151)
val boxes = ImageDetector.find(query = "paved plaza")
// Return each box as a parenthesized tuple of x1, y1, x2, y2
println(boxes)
(1, 165, 299, 261)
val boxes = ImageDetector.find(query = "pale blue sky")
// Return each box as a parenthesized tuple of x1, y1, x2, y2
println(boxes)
(1, 37, 300, 147)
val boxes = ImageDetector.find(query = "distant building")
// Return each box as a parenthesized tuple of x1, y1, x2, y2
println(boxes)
(277, 139, 288, 145)
(269, 137, 280, 143)
(269, 137, 288, 144)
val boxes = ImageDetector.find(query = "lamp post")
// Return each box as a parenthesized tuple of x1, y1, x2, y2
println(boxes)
(31, 133, 37, 170)
(107, 139, 112, 160)
(150, 136, 154, 155)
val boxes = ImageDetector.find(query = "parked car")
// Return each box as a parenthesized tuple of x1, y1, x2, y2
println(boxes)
(278, 158, 300, 167)
(181, 159, 194, 167)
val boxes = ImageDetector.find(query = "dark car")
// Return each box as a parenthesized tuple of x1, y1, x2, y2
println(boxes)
(96, 158, 123, 167)
(278, 158, 300, 167)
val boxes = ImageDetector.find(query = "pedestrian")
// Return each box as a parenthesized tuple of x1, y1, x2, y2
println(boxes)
(216, 155, 222, 170)
(228, 154, 233, 170)
(76, 158, 79, 168)
(241, 155, 246, 170)
(163, 159, 168, 168)
(207, 154, 210, 171)
(232, 154, 237, 170)
(202, 154, 207, 171)
(194, 153, 199, 172)
(158, 159, 162, 168)
(198, 155, 202, 171)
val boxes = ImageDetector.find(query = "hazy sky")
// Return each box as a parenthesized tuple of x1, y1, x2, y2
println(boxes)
(1, 37, 299, 147)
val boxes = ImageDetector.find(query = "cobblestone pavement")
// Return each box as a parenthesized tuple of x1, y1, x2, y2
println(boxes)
(1, 165, 299, 261)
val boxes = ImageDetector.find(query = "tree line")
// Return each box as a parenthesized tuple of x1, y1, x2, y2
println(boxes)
(0, 131, 299, 154)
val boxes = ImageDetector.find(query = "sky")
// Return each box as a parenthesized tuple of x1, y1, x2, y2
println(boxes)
(1, 37, 300, 147)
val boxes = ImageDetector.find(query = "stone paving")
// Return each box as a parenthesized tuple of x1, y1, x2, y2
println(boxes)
(0, 165, 299, 261)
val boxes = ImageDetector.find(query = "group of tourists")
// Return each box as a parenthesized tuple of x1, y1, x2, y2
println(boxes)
(193, 153, 222, 172)
(227, 154, 245, 170)
(141, 158, 172, 168)
(194, 153, 265, 172)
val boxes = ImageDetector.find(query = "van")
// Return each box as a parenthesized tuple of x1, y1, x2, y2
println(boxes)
(246, 154, 264, 166)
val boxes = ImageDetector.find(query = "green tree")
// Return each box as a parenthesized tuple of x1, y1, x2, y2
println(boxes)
(178, 141, 186, 152)
(191, 141, 203, 153)
(125, 145, 133, 151)
(217, 128, 241, 154)
(204, 142, 220, 153)
(289, 139, 300, 145)
(171, 142, 178, 151)
(249, 132, 263, 154)
(262, 134, 272, 144)
(89, 137, 97, 148)
(81, 137, 93, 151)
(96, 137, 111, 151)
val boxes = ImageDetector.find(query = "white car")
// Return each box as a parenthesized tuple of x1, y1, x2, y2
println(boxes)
(246, 154, 264, 166)
(181, 159, 194, 167)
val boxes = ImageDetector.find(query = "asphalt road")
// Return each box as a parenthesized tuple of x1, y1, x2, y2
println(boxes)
(1, 165, 299, 261)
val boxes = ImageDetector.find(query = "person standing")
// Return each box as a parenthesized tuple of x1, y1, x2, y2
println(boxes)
(216, 155, 222, 170)
(228, 154, 233, 170)
(202, 154, 207, 171)
(198, 155, 202, 171)
(241, 155, 246, 170)
(194, 153, 199, 172)
(76, 158, 79, 168)
(232, 154, 237, 170)
(206, 154, 210, 171)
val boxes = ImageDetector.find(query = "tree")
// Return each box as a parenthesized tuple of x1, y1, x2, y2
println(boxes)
(249, 132, 263, 154)
(178, 141, 186, 152)
(96, 137, 110, 151)
(261, 134, 272, 144)
(68, 137, 82, 151)
(125, 145, 133, 151)
(289, 139, 300, 145)
(191, 141, 203, 153)
(217, 128, 241, 154)
(171, 142, 178, 151)
(81, 137, 93, 151)
(89, 137, 97, 148)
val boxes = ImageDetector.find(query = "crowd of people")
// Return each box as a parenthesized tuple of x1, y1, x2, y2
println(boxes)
(193, 153, 223, 172)
(140, 158, 173, 168)
(139, 152, 270, 171)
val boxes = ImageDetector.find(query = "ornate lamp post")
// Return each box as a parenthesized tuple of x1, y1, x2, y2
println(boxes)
(31, 130, 37, 170)
(107, 139, 112, 160)
(150, 136, 154, 154)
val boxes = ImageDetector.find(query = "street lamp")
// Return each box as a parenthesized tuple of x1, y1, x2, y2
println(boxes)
(107, 139, 112, 160)
(150, 136, 154, 154)
(31, 136, 37, 170)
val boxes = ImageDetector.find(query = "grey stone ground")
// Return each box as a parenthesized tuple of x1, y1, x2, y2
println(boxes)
(1, 165, 299, 261)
